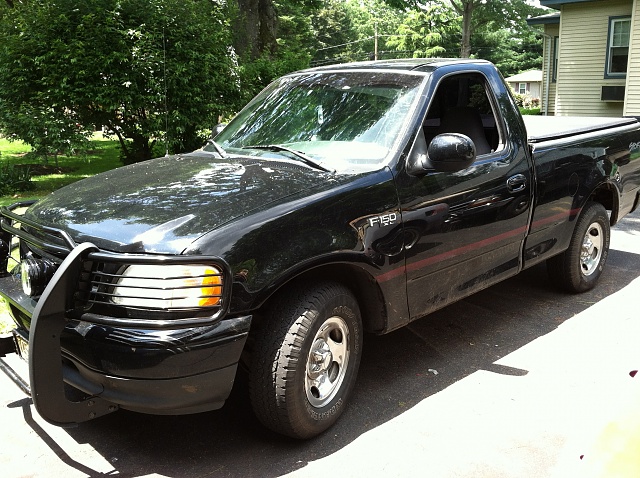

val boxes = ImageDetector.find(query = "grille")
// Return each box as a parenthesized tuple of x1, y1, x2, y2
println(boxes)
(2, 204, 228, 323)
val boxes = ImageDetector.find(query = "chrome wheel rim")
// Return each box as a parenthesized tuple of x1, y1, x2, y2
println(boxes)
(580, 222, 604, 276)
(305, 316, 350, 408)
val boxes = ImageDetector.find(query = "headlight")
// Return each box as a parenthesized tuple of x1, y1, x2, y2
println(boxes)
(20, 256, 58, 297)
(111, 264, 223, 310)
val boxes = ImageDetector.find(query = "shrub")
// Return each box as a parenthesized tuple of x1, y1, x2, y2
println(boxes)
(512, 93, 526, 107)
(520, 107, 541, 116)
(0, 164, 35, 195)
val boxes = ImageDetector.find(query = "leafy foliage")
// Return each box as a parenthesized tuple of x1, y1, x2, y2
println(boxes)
(310, 0, 543, 74)
(311, 0, 358, 65)
(0, 0, 239, 165)
(0, 164, 34, 195)
(0, 0, 546, 165)
(445, 0, 546, 60)
(513, 93, 541, 109)
(386, 4, 460, 58)
(311, 0, 407, 65)
(467, 0, 546, 76)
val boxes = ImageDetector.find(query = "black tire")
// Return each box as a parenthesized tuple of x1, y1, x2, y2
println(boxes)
(249, 282, 362, 439)
(547, 202, 610, 293)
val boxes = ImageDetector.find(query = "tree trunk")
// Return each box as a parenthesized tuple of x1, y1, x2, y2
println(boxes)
(460, 1, 474, 58)
(234, 0, 278, 59)
(450, 0, 477, 58)
(112, 127, 154, 165)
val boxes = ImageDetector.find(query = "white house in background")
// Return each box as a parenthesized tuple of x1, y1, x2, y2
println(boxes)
(504, 70, 543, 98)
(528, 0, 640, 117)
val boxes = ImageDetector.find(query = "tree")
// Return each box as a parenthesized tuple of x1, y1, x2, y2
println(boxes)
(448, 0, 480, 58)
(467, 0, 545, 75)
(386, 3, 460, 58)
(0, 0, 239, 164)
(232, 0, 322, 61)
(0, 2, 93, 162)
(473, 24, 543, 77)
(350, 0, 408, 60)
(450, 0, 546, 60)
(311, 0, 357, 65)
(233, 0, 279, 59)
(311, 0, 406, 65)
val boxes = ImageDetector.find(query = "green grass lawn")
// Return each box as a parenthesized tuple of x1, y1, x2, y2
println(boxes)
(0, 134, 122, 207)
(0, 136, 31, 155)
(0, 135, 123, 332)
(0, 298, 12, 334)
(519, 107, 541, 116)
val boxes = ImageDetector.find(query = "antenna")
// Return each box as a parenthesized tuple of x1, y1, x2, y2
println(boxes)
(163, 26, 169, 157)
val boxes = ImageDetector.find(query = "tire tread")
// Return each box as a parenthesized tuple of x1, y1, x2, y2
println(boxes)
(547, 202, 610, 293)
(249, 282, 360, 438)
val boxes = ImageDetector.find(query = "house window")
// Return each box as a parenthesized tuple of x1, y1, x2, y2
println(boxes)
(518, 83, 527, 94)
(606, 16, 631, 77)
(552, 36, 559, 82)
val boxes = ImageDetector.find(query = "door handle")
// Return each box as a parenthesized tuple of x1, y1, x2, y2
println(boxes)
(507, 174, 527, 193)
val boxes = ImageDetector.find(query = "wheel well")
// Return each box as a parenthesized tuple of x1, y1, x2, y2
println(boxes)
(589, 184, 618, 226)
(255, 265, 387, 334)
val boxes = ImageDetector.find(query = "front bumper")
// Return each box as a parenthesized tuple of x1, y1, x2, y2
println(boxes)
(0, 209, 251, 426)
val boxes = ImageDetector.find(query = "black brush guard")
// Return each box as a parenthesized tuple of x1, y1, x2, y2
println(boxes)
(0, 203, 233, 427)
(27, 242, 119, 425)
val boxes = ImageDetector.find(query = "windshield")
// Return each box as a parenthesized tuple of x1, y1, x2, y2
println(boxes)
(207, 71, 426, 172)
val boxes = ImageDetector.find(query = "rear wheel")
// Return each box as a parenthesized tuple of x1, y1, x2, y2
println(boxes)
(547, 202, 610, 293)
(249, 282, 362, 439)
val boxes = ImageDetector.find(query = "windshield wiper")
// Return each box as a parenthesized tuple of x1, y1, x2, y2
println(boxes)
(242, 144, 334, 173)
(206, 139, 227, 158)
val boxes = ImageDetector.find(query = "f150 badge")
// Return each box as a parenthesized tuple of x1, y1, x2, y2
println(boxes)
(369, 212, 398, 228)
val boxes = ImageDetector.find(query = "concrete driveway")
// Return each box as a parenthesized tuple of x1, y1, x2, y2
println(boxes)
(1, 209, 639, 478)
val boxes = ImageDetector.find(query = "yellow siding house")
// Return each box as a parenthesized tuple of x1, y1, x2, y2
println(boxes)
(528, 0, 640, 117)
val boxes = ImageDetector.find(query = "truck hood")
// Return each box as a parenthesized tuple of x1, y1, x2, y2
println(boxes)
(26, 152, 334, 254)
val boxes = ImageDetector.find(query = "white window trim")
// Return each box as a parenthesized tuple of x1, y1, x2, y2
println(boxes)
(605, 16, 631, 78)
(552, 36, 559, 83)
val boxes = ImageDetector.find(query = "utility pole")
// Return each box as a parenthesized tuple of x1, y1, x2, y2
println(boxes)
(374, 22, 378, 60)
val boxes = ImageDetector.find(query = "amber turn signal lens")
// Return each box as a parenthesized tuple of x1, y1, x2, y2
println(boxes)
(200, 269, 222, 307)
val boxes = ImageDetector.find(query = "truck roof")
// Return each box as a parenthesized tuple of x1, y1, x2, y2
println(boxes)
(298, 58, 493, 74)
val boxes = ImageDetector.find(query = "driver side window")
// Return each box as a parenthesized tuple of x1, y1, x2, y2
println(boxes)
(423, 73, 503, 156)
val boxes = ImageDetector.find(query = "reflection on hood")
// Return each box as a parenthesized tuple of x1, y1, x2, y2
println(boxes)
(26, 152, 334, 253)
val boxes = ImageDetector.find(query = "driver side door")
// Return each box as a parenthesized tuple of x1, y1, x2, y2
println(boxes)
(396, 71, 532, 320)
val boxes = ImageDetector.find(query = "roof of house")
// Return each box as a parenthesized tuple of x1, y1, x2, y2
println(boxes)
(504, 70, 543, 83)
(527, 12, 561, 25)
(539, 0, 595, 10)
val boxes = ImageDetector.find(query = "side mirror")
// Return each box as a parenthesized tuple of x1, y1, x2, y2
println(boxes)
(427, 133, 476, 172)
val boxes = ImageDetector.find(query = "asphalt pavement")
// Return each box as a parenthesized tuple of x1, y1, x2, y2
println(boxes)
(1, 208, 639, 478)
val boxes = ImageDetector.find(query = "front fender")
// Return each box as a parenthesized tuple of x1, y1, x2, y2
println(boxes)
(185, 168, 409, 329)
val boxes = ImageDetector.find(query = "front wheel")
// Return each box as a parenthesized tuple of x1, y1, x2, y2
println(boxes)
(249, 282, 362, 439)
(547, 202, 610, 293)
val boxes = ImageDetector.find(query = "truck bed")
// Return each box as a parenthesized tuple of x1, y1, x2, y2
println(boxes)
(523, 115, 638, 143)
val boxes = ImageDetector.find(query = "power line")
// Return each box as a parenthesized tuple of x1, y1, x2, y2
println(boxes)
(316, 37, 375, 52)
(315, 33, 417, 52)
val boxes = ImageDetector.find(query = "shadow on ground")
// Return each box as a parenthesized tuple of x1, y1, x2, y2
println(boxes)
(14, 244, 640, 478)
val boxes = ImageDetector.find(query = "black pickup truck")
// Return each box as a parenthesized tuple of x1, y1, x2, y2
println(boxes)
(1, 59, 640, 439)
